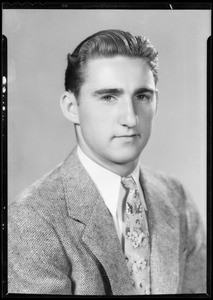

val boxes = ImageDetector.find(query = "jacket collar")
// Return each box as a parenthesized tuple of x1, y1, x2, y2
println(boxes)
(61, 147, 179, 295)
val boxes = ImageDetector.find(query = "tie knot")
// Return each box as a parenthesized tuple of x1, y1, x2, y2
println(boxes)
(121, 176, 137, 190)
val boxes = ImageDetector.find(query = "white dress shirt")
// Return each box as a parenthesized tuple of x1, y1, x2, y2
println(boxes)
(77, 146, 147, 246)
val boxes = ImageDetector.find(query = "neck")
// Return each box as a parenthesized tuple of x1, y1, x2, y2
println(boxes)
(78, 144, 139, 177)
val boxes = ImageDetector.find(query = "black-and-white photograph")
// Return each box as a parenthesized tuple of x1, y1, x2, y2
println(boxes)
(2, 4, 211, 296)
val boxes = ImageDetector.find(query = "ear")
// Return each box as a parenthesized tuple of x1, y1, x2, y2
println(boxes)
(60, 91, 80, 124)
(155, 89, 159, 116)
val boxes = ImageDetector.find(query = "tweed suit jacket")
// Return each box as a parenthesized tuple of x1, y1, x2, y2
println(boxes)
(8, 147, 206, 295)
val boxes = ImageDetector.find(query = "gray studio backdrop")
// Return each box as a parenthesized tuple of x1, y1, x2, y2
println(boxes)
(3, 9, 210, 227)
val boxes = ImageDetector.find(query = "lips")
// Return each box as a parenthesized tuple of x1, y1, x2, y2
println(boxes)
(115, 134, 139, 138)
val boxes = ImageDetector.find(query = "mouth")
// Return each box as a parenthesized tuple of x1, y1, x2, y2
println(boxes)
(115, 134, 140, 138)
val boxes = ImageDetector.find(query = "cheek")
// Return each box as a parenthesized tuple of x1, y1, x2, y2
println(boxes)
(80, 109, 109, 139)
(138, 107, 156, 127)
(80, 105, 113, 128)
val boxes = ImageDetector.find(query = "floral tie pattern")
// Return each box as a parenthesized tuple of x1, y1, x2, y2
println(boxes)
(121, 176, 151, 295)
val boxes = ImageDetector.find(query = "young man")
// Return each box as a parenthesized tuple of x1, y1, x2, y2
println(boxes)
(8, 29, 206, 295)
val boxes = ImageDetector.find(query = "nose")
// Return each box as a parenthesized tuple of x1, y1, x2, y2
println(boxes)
(118, 98, 138, 128)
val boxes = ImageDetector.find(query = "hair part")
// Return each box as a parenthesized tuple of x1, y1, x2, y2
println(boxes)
(65, 29, 159, 100)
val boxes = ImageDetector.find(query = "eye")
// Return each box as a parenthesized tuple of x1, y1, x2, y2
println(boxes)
(100, 95, 116, 102)
(135, 94, 152, 102)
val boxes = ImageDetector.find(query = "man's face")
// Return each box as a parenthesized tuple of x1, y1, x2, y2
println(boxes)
(75, 56, 158, 172)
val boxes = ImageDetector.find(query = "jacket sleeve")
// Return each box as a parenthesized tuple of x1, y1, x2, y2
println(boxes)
(8, 201, 72, 295)
(181, 185, 206, 294)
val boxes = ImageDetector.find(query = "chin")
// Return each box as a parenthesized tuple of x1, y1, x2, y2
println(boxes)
(111, 148, 142, 164)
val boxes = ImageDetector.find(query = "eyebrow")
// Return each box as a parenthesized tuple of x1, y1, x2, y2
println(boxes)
(93, 87, 155, 97)
(93, 88, 123, 96)
(134, 87, 155, 95)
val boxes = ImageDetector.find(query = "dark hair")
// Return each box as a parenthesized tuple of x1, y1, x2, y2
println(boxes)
(65, 29, 159, 99)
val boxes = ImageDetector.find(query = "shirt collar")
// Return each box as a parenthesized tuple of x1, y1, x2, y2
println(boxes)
(77, 146, 145, 217)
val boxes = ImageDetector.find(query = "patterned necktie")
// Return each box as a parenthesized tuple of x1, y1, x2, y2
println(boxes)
(121, 176, 151, 295)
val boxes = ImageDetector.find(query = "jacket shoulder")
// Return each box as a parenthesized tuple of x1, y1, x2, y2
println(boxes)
(9, 161, 66, 223)
(140, 164, 205, 235)
(140, 164, 184, 193)
(140, 164, 194, 213)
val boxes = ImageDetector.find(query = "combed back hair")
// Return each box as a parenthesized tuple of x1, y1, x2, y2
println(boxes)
(65, 29, 159, 99)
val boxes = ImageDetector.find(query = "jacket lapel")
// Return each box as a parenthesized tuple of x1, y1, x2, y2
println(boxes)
(140, 167, 179, 294)
(61, 148, 135, 295)
(82, 197, 135, 295)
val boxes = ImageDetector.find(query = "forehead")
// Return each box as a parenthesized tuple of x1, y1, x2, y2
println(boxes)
(82, 56, 155, 90)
